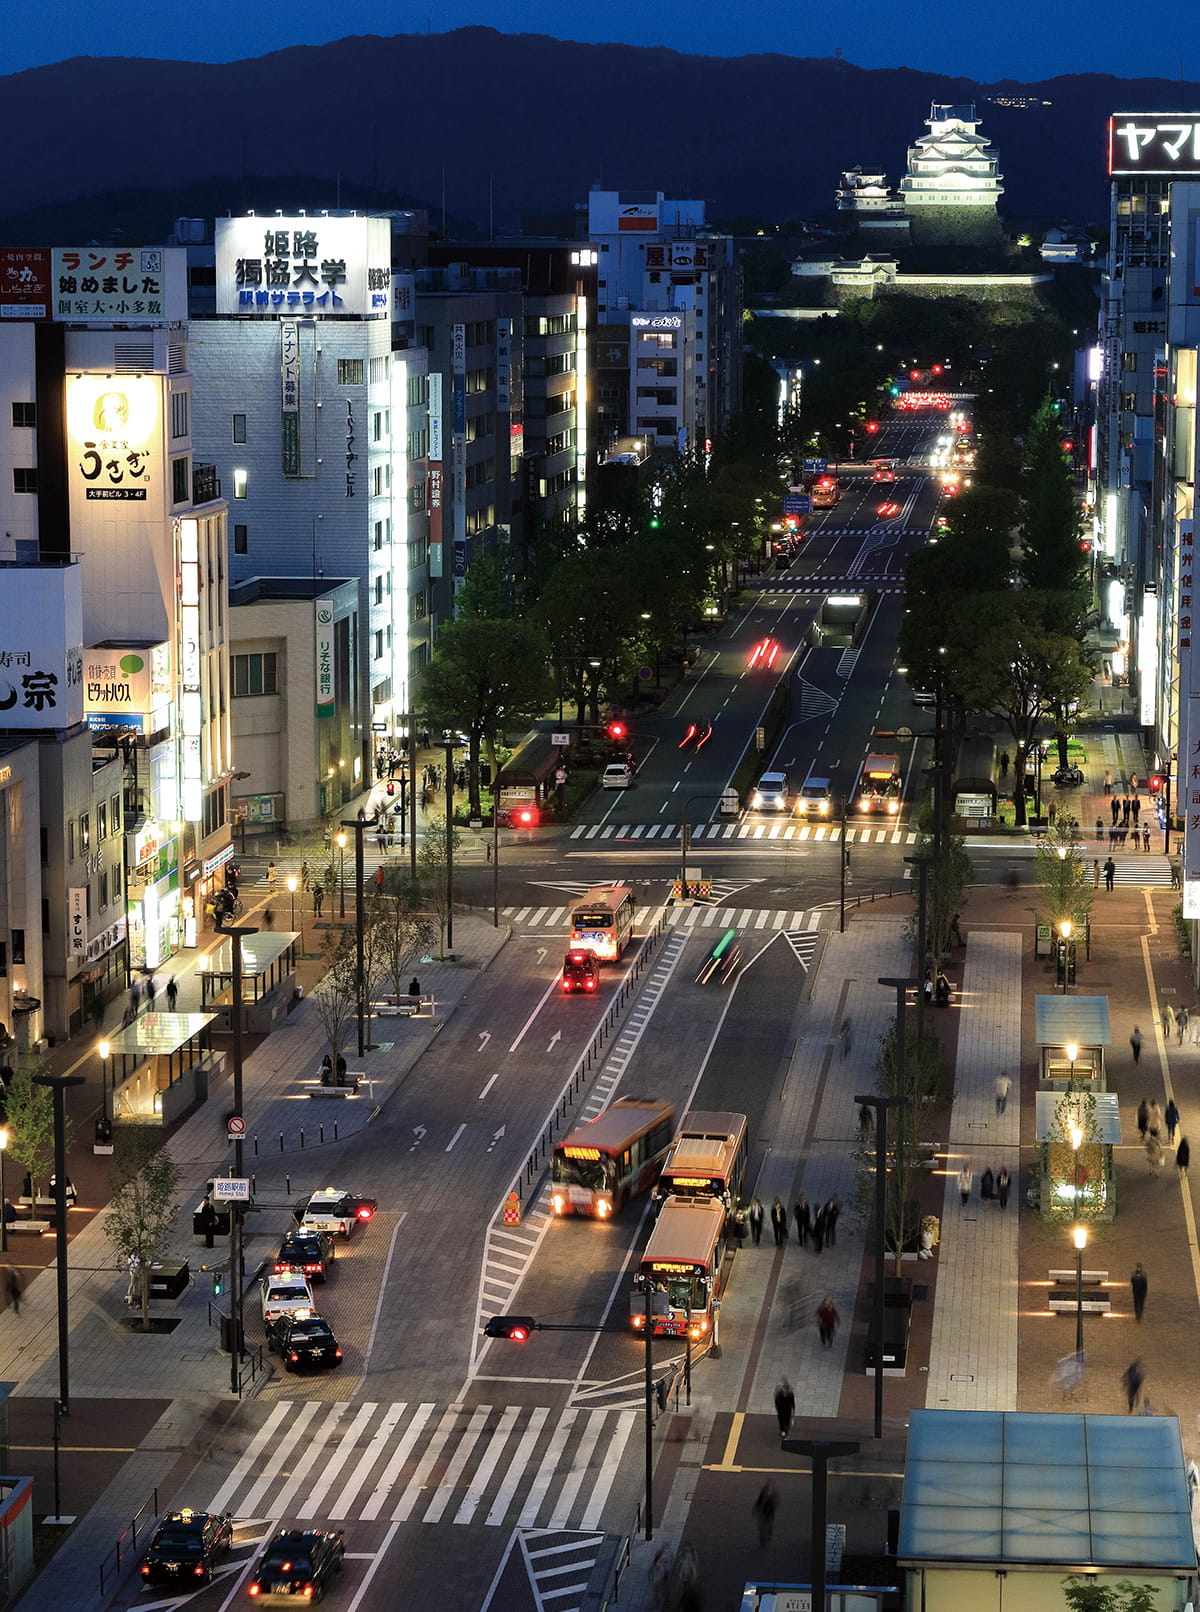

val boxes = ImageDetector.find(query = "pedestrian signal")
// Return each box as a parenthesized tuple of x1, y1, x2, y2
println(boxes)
(211, 1270, 225, 1299)
(1149, 775, 1163, 794)
(386, 782, 395, 796)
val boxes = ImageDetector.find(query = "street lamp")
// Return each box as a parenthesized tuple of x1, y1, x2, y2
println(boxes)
(32, 1072, 86, 1412)
(340, 818, 368, 1057)
(1072, 1224, 1088, 1358)
(336, 830, 347, 920)
(225, 923, 257, 1394)
(286, 875, 298, 932)
(0, 1127, 8, 1254)
(1059, 919, 1074, 993)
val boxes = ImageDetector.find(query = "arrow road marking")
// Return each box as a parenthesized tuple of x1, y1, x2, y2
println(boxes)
(546, 1031, 562, 1052)
(410, 1124, 427, 1151)
(478, 1032, 492, 1052)
(487, 1127, 506, 1152)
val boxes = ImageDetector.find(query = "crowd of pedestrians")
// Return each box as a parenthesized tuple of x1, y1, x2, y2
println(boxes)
(748, 1194, 840, 1253)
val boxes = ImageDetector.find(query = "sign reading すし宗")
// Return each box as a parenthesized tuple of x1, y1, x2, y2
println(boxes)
(215, 216, 391, 318)
(315, 603, 335, 717)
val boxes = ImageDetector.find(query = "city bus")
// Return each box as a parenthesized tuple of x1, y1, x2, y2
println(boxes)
(551, 1096, 676, 1218)
(855, 752, 902, 816)
(655, 1112, 749, 1223)
(809, 474, 841, 509)
(631, 1196, 728, 1340)
(569, 884, 637, 962)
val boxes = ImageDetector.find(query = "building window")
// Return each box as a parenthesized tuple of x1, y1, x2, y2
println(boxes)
(232, 413, 247, 443)
(232, 468, 247, 499)
(11, 402, 35, 428)
(111, 794, 120, 829)
(231, 652, 277, 696)
(373, 520, 384, 550)
(80, 812, 90, 850)
(170, 390, 189, 438)
(337, 359, 364, 386)
(68, 821, 74, 861)
(13, 468, 36, 493)
(171, 456, 190, 504)
(373, 411, 384, 442)
(374, 629, 384, 660)
(99, 870, 109, 909)
(97, 801, 107, 840)
(233, 524, 248, 554)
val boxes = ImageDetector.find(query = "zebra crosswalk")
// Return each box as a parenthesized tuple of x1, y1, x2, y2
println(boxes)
(505, 901, 831, 936)
(201, 1399, 638, 1532)
(569, 821, 916, 844)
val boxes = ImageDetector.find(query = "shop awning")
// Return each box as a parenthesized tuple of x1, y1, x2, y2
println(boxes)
(1035, 995, 1111, 1047)
(202, 931, 299, 981)
(1036, 1090, 1122, 1144)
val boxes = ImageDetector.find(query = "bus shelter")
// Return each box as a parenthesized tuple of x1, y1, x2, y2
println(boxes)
(199, 931, 299, 1034)
(1035, 995, 1110, 1089)
(1036, 1089, 1121, 1220)
(102, 1011, 221, 1126)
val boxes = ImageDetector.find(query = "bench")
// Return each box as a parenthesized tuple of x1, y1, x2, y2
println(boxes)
(1049, 1297, 1111, 1313)
(10, 1220, 49, 1234)
(373, 994, 425, 1018)
(308, 1085, 355, 1100)
(1049, 1269, 1108, 1287)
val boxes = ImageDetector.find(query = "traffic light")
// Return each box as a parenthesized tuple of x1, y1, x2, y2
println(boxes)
(1149, 775, 1163, 794)
(211, 1269, 225, 1299)
(931, 364, 943, 375)
(484, 1315, 537, 1340)
(515, 805, 539, 828)
(386, 781, 395, 796)
(649, 514, 661, 529)
(608, 721, 627, 744)
(865, 420, 879, 434)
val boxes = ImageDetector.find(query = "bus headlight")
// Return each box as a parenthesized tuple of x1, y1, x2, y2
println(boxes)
(632, 1313, 645, 1329)
(552, 1194, 565, 1215)
(597, 1200, 611, 1218)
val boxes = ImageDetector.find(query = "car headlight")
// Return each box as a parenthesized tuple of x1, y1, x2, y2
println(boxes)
(819, 801, 830, 815)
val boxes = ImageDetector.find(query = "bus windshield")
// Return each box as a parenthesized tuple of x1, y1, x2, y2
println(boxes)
(552, 1150, 615, 1193)
(652, 1265, 704, 1311)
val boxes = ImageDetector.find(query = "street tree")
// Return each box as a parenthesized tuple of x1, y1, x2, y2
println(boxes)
(1020, 395, 1085, 599)
(952, 594, 1093, 827)
(418, 614, 554, 818)
(104, 1130, 180, 1329)
(4, 1050, 59, 1203)
(417, 814, 460, 958)
(535, 551, 644, 724)
(310, 925, 359, 1066)
(858, 1016, 946, 1275)
(367, 879, 434, 1010)
(1036, 818, 1095, 938)
(1060, 1576, 1159, 1612)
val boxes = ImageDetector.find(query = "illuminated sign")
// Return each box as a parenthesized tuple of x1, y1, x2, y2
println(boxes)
(631, 314, 684, 331)
(179, 519, 203, 823)
(52, 247, 184, 322)
(315, 603, 335, 718)
(281, 320, 301, 476)
(648, 1261, 704, 1275)
(562, 1147, 601, 1160)
(0, 566, 84, 731)
(67, 375, 159, 502)
(214, 216, 391, 318)
(0, 248, 50, 318)
(84, 647, 151, 732)
(68, 887, 87, 963)
(1109, 113, 1200, 175)
(667, 1177, 717, 1189)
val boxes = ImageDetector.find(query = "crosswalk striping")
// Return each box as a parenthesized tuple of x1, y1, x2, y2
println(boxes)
(506, 902, 831, 935)
(202, 1400, 638, 1531)
(569, 821, 916, 844)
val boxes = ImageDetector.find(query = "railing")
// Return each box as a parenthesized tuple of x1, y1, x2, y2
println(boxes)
(97, 1487, 159, 1596)
(237, 1342, 266, 1396)
(192, 462, 222, 504)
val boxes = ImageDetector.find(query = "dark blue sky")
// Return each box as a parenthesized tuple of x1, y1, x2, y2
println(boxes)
(4, 1, 1196, 83)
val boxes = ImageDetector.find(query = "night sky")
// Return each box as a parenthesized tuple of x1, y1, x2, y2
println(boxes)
(5, 0, 1198, 85)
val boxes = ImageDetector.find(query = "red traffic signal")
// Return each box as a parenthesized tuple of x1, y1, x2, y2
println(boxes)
(865, 420, 879, 434)
(1149, 775, 1163, 794)
(386, 781, 395, 796)
(484, 1315, 537, 1341)
(516, 806, 539, 828)
(608, 721, 627, 742)
(931, 364, 943, 375)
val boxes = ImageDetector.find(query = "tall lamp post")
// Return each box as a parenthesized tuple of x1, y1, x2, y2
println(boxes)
(286, 875, 298, 933)
(340, 817, 368, 1057)
(32, 1072, 86, 1413)
(1058, 919, 1074, 993)
(336, 830, 347, 920)
(225, 923, 257, 1394)
(442, 732, 459, 953)
(1072, 1223, 1088, 1358)
(0, 1126, 8, 1255)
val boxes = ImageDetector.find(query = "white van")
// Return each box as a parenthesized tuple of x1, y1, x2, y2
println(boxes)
(750, 772, 791, 812)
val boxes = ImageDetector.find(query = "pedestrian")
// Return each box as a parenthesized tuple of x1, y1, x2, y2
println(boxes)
(811, 1202, 826, 1254)
(129, 979, 141, 1015)
(1163, 1004, 1176, 1042)
(1131, 1263, 1148, 1322)
(408, 977, 421, 997)
(770, 1198, 788, 1247)
(126, 1254, 141, 1307)
(823, 1197, 840, 1245)
(1131, 772, 1140, 792)
(650, 1546, 671, 1612)
(1177, 1136, 1190, 1177)
(1122, 797, 1131, 827)
(1048, 800, 1058, 827)
(816, 1296, 840, 1347)
(1122, 1358, 1145, 1413)
(1193, 1007, 1200, 1047)
(839, 1017, 852, 1058)
(1000, 750, 1010, 776)
(1091, 858, 1100, 888)
(1104, 769, 1113, 795)
(1145, 1134, 1163, 1175)
(1132, 795, 1141, 824)
(958, 1164, 973, 1207)
(267, 861, 277, 887)
(1143, 825, 1151, 852)
(1148, 1099, 1163, 1138)
(199, 1194, 217, 1250)
(312, 884, 324, 917)
(950, 912, 965, 948)
(748, 1198, 764, 1245)
(165, 977, 178, 1011)
(793, 1196, 810, 1247)
(753, 1482, 777, 1546)
(1111, 797, 1120, 826)
(1165, 1098, 1180, 1142)
(144, 975, 156, 1010)
(263, 906, 275, 929)
(858, 1103, 873, 1140)
(1137, 1097, 1149, 1139)
(1131, 1025, 1143, 1063)
(6, 1269, 22, 1315)
(996, 1166, 1011, 1209)
(994, 1071, 1011, 1114)
(1104, 858, 1116, 891)
(774, 1378, 795, 1440)
(980, 1167, 995, 1205)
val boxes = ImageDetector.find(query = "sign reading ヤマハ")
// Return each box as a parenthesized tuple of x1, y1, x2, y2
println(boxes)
(1109, 113, 1200, 175)
(214, 216, 391, 318)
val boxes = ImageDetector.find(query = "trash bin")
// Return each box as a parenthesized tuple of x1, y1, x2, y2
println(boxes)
(719, 788, 739, 818)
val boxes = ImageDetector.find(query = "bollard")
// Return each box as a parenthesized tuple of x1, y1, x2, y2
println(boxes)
(286, 1175, 291, 1195)
(253, 1136, 259, 1156)
(252, 1174, 257, 1194)
(320, 1126, 324, 1144)
(300, 1129, 305, 1149)
(334, 1122, 338, 1141)
(279, 1133, 285, 1151)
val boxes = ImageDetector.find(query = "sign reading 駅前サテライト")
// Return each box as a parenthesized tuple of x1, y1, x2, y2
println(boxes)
(51, 247, 185, 322)
(0, 567, 84, 731)
(214, 216, 391, 318)
(1109, 113, 1200, 175)
(315, 603, 335, 718)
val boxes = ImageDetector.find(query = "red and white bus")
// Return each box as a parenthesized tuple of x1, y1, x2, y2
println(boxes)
(551, 1096, 676, 1218)
(631, 1196, 728, 1340)
(655, 1112, 749, 1223)
(569, 885, 637, 962)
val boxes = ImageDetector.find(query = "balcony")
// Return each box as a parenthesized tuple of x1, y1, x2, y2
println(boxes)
(192, 463, 222, 504)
